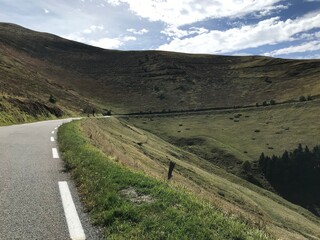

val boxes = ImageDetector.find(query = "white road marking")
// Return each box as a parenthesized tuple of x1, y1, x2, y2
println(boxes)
(52, 148, 59, 159)
(59, 181, 86, 240)
(50, 137, 55, 142)
(51, 131, 55, 134)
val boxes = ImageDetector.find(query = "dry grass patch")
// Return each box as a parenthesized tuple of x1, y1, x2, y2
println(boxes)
(79, 117, 320, 240)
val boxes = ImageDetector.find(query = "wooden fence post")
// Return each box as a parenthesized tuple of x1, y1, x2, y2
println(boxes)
(168, 161, 176, 180)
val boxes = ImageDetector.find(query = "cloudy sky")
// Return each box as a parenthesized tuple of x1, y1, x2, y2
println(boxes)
(1, 0, 320, 59)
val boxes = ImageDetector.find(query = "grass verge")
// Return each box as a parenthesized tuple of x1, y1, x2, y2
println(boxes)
(58, 120, 271, 239)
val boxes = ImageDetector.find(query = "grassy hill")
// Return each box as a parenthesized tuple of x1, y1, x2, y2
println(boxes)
(125, 100, 320, 171)
(1, 23, 320, 117)
(2, 22, 320, 239)
(58, 119, 272, 239)
(124, 99, 320, 216)
(64, 117, 320, 239)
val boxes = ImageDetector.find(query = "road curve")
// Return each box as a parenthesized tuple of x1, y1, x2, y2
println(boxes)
(0, 119, 101, 239)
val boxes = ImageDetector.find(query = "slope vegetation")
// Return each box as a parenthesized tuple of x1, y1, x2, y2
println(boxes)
(125, 100, 320, 216)
(58, 119, 271, 239)
(67, 117, 320, 240)
(1, 23, 320, 116)
(2, 23, 320, 238)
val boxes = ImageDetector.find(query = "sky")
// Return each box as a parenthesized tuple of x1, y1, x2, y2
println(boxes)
(0, 0, 320, 59)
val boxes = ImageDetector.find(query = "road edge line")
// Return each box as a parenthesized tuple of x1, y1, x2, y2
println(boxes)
(52, 148, 59, 159)
(58, 181, 86, 240)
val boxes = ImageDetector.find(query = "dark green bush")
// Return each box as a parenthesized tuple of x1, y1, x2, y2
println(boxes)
(299, 96, 306, 102)
(49, 95, 57, 104)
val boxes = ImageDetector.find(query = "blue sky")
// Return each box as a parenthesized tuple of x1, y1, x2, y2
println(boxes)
(0, 0, 320, 59)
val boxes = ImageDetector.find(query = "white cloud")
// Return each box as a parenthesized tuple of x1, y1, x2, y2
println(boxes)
(161, 26, 209, 38)
(106, 0, 121, 6)
(89, 38, 123, 49)
(298, 31, 320, 40)
(161, 26, 190, 38)
(83, 25, 104, 34)
(255, 4, 289, 17)
(123, 36, 137, 41)
(264, 41, 320, 56)
(89, 35, 136, 49)
(126, 28, 148, 35)
(157, 12, 320, 54)
(63, 33, 86, 43)
(106, 0, 284, 27)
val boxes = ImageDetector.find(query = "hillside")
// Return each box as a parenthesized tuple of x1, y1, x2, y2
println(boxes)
(1, 23, 320, 117)
(2, 22, 320, 238)
(63, 117, 320, 239)
(58, 119, 273, 240)
(125, 100, 320, 217)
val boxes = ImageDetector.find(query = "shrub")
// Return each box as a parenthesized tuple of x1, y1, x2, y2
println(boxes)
(242, 161, 252, 173)
(264, 78, 272, 84)
(270, 99, 276, 105)
(299, 96, 306, 102)
(49, 95, 57, 104)
(307, 95, 313, 101)
(158, 93, 165, 100)
(103, 110, 112, 116)
(262, 101, 268, 106)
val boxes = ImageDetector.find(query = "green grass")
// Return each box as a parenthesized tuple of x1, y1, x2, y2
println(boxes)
(119, 102, 320, 238)
(0, 97, 55, 126)
(125, 100, 320, 172)
(58, 120, 271, 239)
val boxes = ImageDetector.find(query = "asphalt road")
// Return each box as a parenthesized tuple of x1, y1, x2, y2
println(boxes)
(0, 119, 101, 239)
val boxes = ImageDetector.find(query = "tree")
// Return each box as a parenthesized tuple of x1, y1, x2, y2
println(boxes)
(49, 95, 57, 104)
(242, 161, 252, 173)
(258, 143, 320, 214)
(299, 96, 306, 102)
(270, 99, 276, 105)
(259, 152, 266, 171)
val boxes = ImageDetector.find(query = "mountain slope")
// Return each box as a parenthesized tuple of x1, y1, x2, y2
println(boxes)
(1, 22, 320, 239)
(1, 23, 320, 115)
(74, 117, 320, 239)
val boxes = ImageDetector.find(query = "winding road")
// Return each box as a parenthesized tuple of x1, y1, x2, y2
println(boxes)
(0, 119, 101, 239)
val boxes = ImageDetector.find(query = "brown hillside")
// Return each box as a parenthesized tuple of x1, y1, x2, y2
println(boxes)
(1, 22, 320, 114)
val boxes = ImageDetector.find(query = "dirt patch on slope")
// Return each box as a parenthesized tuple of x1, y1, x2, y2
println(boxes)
(119, 187, 155, 204)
